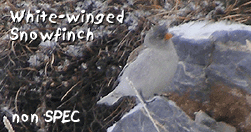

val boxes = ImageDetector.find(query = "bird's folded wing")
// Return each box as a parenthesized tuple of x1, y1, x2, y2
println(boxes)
(117, 45, 147, 78)
(127, 45, 147, 64)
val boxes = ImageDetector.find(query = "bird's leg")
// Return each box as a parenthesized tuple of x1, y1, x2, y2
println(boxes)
(139, 90, 147, 103)
(138, 90, 157, 104)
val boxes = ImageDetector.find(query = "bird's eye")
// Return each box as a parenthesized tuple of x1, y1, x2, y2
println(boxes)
(157, 34, 162, 38)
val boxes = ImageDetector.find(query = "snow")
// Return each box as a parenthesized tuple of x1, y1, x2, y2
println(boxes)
(169, 21, 251, 40)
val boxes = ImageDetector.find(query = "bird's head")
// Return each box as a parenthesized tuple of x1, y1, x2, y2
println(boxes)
(144, 25, 173, 49)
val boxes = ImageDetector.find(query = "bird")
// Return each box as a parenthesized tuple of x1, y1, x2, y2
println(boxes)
(97, 25, 179, 105)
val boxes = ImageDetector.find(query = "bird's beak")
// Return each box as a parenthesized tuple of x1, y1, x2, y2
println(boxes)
(165, 33, 173, 40)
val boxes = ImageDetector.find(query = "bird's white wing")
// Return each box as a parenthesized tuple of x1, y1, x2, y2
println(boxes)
(97, 45, 147, 105)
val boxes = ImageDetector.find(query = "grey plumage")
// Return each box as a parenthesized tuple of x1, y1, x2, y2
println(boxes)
(97, 25, 179, 105)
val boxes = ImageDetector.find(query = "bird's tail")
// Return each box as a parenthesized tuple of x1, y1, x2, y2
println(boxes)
(97, 91, 122, 106)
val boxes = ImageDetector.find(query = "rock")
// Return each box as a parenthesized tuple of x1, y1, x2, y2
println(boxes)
(169, 21, 251, 98)
(108, 96, 214, 132)
(195, 110, 236, 132)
